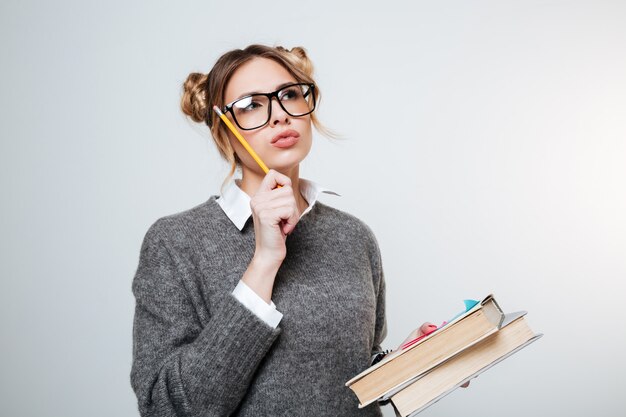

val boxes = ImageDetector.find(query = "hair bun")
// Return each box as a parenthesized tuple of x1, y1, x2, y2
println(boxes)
(276, 46, 314, 78)
(181, 72, 209, 123)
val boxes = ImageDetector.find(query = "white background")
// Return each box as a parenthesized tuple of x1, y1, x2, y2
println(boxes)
(1, 1, 625, 416)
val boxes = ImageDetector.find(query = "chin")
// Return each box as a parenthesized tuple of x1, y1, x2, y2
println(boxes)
(269, 150, 307, 169)
(268, 140, 311, 168)
(270, 157, 305, 172)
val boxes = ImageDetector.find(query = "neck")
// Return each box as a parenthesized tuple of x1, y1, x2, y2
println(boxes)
(239, 164, 309, 214)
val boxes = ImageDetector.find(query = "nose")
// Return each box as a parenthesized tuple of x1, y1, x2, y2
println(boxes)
(269, 96, 290, 126)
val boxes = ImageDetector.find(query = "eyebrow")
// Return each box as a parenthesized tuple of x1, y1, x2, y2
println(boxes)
(236, 82, 295, 100)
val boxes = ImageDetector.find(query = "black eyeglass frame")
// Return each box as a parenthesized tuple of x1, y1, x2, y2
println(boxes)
(221, 83, 317, 131)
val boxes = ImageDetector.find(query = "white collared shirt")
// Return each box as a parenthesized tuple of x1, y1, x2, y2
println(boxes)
(217, 177, 340, 328)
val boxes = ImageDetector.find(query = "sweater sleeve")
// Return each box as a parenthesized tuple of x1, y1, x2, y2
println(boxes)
(370, 232, 388, 358)
(130, 222, 281, 417)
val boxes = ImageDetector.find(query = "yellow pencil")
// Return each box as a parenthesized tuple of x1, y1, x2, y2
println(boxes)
(212, 105, 272, 173)
(213, 105, 282, 189)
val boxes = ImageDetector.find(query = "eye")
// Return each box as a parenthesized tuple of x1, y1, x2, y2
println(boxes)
(234, 96, 265, 113)
(279, 86, 303, 101)
(243, 101, 262, 111)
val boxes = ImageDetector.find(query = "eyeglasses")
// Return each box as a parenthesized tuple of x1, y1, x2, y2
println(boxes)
(222, 83, 316, 130)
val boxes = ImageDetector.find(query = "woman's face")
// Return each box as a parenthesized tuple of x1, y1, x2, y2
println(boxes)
(222, 57, 313, 176)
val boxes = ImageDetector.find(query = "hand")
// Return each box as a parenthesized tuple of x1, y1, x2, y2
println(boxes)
(249, 169, 300, 267)
(395, 322, 438, 351)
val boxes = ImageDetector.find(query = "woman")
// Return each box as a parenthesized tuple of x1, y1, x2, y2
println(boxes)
(130, 44, 429, 417)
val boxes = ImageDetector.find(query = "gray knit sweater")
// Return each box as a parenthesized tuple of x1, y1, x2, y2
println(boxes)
(130, 195, 387, 417)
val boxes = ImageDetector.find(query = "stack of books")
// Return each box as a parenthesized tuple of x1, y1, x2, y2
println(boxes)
(345, 295, 542, 417)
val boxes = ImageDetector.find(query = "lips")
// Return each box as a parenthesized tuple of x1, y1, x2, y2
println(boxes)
(271, 129, 300, 148)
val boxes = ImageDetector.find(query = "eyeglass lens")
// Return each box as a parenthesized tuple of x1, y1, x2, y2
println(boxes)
(231, 84, 314, 130)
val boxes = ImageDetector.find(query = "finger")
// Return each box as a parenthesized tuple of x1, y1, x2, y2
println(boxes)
(257, 201, 297, 224)
(252, 187, 295, 209)
(256, 200, 294, 222)
(419, 322, 437, 336)
(277, 204, 300, 235)
(259, 169, 292, 192)
(258, 188, 299, 235)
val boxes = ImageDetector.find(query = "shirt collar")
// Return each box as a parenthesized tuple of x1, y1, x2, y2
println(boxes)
(217, 177, 340, 231)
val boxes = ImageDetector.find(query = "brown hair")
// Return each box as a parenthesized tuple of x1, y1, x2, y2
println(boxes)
(180, 44, 337, 190)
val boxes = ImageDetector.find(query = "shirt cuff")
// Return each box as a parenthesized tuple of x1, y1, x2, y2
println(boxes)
(232, 280, 283, 328)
